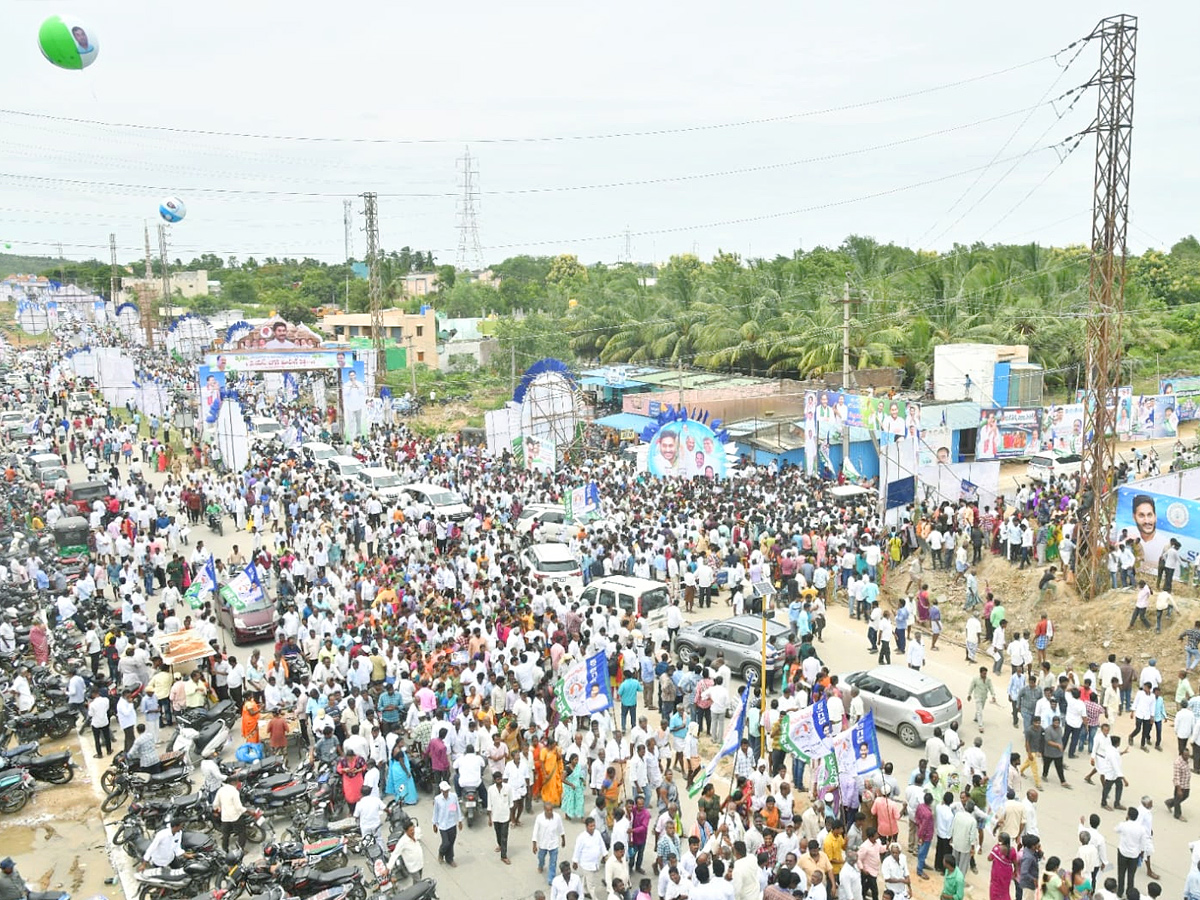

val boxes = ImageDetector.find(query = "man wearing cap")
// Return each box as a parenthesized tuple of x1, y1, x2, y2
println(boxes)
(432, 780, 464, 867)
(487, 771, 513, 865)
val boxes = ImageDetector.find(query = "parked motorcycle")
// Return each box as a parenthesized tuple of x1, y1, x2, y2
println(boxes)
(103, 749, 191, 793)
(274, 862, 365, 900)
(101, 766, 193, 813)
(243, 781, 310, 819)
(113, 819, 216, 859)
(120, 794, 216, 834)
(9, 704, 76, 741)
(0, 766, 33, 813)
(281, 805, 362, 854)
(0, 748, 74, 784)
(134, 851, 223, 900)
(262, 837, 349, 872)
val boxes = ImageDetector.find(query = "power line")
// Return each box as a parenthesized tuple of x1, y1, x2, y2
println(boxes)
(0, 52, 1065, 147)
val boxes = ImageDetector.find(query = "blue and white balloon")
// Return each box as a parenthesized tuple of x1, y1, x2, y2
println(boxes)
(159, 196, 186, 223)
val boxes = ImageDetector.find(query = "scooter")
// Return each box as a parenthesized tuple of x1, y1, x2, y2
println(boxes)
(176, 700, 237, 729)
(172, 721, 230, 764)
(460, 786, 478, 827)
(0, 767, 33, 814)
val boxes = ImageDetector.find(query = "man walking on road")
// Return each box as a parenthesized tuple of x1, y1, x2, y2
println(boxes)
(432, 780, 464, 867)
(966, 667, 997, 732)
(1166, 748, 1192, 820)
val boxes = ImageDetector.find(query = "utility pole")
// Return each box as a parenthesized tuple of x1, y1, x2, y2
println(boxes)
(510, 341, 516, 395)
(343, 199, 353, 313)
(143, 224, 153, 279)
(455, 147, 484, 272)
(150, 224, 169, 348)
(841, 275, 854, 468)
(1079, 14, 1137, 599)
(361, 191, 385, 373)
(108, 233, 119, 304)
(57, 242, 64, 285)
(405, 335, 419, 396)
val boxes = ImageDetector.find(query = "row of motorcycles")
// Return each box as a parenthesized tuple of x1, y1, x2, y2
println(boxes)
(99, 733, 435, 900)
(0, 655, 81, 813)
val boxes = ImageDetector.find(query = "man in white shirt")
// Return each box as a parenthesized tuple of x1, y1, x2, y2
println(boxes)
(213, 777, 249, 851)
(141, 821, 184, 869)
(486, 772, 513, 864)
(572, 817, 608, 900)
(838, 850, 863, 900)
(532, 802, 566, 886)
(550, 861, 583, 900)
(354, 784, 384, 845)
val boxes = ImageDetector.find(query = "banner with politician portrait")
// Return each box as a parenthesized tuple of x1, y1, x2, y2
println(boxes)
(553, 651, 612, 719)
(976, 407, 1038, 460)
(340, 361, 368, 439)
(780, 699, 834, 762)
(524, 435, 557, 473)
(1114, 485, 1200, 570)
(646, 419, 728, 479)
(805, 390, 922, 440)
(205, 348, 356, 373)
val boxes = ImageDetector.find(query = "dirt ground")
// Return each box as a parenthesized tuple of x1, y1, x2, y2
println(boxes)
(0, 731, 118, 899)
(880, 543, 1197, 701)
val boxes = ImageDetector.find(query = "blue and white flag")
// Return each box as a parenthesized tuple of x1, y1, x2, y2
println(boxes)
(781, 699, 834, 762)
(184, 557, 218, 609)
(689, 690, 747, 798)
(986, 743, 1011, 814)
(553, 650, 612, 719)
(220, 562, 265, 612)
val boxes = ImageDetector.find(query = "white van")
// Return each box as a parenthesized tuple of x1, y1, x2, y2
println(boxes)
(327, 454, 363, 481)
(357, 466, 405, 501)
(578, 576, 672, 628)
(399, 482, 471, 522)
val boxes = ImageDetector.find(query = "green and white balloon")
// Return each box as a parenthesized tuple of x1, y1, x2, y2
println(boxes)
(38, 16, 99, 70)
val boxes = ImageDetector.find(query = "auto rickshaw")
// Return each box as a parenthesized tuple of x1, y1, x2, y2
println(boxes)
(52, 516, 90, 560)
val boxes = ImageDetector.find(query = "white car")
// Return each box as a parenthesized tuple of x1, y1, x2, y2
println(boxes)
(520, 543, 584, 594)
(515, 503, 608, 542)
(1026, 452, 1083, 483)
(248, 416, 284, 447)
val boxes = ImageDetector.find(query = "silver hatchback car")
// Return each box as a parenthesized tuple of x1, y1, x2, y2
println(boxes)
(674, 615, 791, 686)
(841, 665, 962, 747)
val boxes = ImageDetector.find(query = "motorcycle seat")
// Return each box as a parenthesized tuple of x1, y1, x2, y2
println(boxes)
(14, 751, 70, 769)
(0, 742, 39, 759)
(305, 866, 359, 885)
(391, 880, 438, 900)
(138, 869, 191, 885)
(144, 770, 189, 786)
(255, 773, 294, 792)
(170, 791, 201, 807)
(268, 783, 307, 802)
(304, 837, 344, 855)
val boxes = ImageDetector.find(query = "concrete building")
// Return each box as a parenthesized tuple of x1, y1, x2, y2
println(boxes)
(401, 272, 439, 297)
(320, 307, 439, 369)
(437, 317, 499, 371)
(119, 269, 209, 305)
(933, 343, 1043, 409)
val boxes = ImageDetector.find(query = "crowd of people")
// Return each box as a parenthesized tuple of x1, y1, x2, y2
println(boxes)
(1, 324, 1197, 900)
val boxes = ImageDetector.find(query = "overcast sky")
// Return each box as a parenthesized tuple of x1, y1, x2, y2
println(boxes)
(0, 0, 1196, 268)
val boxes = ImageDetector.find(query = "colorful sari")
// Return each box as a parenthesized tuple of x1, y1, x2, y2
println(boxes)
(561, 758, 587, 820)
(540, 745, 563, 807)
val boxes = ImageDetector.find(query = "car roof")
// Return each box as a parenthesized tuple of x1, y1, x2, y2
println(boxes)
(527, 543, 577, 561)
(520, 503, 560, 514)
(586, 575, 664, 591)
(723, 615, 790, 633)
(862, 664, 946, 691)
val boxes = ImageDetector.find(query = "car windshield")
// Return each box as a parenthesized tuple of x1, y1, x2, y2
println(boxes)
(916, 684, 954, 707)
(308, 446, 335, 459)
(537, 557, 579, 573)
(372, 474, 401, 488)
(427, 491, 458, 506)
(257, 423, 282, 434)
(233, 596, 274, 614)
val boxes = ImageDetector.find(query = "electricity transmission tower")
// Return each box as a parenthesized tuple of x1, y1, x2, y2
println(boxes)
(1078, 14, 1136, 598)
(108, 233, 119, 304)
(343, 199, 354, 312)
(361, 191, 385, 371)
(455, 147, 484, 272)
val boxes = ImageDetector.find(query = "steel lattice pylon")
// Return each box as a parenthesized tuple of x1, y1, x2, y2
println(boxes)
(361, 191, 385, 372)
(1078, 14, 1136, 598)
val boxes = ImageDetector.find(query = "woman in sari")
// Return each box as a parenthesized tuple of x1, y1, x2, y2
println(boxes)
(560, 753, 586, 821)
(28, 621, 49, 666)
(540, 739, 563, 808)
(385, 741, 419, 805)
